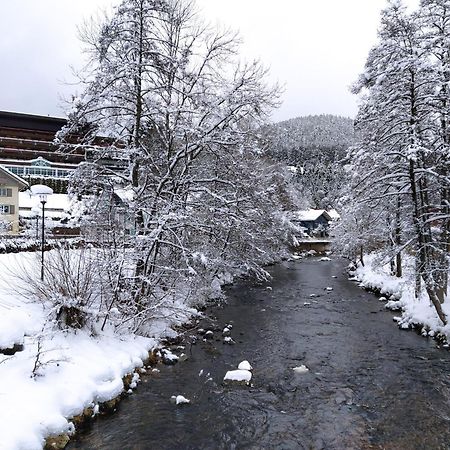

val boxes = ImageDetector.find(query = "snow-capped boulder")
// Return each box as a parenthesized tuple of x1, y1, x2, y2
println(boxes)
(237, 360, 253, 371)
(171, 395, 191, 405)
(224, 369, 252, 384)
(292, 365, 309, 374)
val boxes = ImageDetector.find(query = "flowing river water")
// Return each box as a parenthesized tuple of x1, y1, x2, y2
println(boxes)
(68, 258, 450, 449)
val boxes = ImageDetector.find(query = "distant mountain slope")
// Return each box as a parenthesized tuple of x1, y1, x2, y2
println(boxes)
(264, 114, 355, 165)
(263, 115, 355, 209)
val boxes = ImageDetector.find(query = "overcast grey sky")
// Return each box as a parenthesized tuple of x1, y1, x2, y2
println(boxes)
(0, 0, 419, 122)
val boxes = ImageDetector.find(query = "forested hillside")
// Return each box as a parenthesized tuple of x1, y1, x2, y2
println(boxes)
(264, 115, 355, 209)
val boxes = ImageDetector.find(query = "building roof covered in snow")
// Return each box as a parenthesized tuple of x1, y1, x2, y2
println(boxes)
(290, 209, 333, 222)
(327, 209, 341, 220)
(0, 165, 28, 189)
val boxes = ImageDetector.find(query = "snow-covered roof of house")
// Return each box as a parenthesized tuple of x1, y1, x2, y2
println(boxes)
(0, 165, 28, 189)
(327, 209, 341, 220)
(115, 187, 134, 203)
(19, 192, 71, 218)
(290, 209, 333, 222)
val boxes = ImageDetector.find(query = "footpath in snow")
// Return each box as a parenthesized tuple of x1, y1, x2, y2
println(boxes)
(353, 253, 450, 343)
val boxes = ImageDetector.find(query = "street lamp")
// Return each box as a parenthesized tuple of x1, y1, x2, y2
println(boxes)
(30, 184, 53, 281)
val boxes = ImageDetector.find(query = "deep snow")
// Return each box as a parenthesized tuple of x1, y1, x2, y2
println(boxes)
(0, 251, 196, 450)
(354, 253, 450, 341)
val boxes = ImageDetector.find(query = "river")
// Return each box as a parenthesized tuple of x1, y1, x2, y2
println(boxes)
(68, 258, 450, 450)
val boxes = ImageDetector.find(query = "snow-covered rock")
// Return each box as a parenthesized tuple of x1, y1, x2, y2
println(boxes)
(171, 395, 191, 405)
(224, 369, 252, 383)
(292, 365, 309, 374)
(237, 360, 253, 371)
(160, 348, 179, 365)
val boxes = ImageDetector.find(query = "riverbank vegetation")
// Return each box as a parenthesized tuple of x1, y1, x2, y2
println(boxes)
(335, 0, 450, 331)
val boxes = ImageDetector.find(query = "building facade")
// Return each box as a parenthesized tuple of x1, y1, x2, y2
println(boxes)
(0, 111, 85, 185)
(0, 166, 28, 233)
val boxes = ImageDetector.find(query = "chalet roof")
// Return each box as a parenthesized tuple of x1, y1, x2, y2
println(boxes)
(291, 209, 333, 222)
(0, 110, 67, 133)
(0, 165, 28, 189)
(327, 209, 341, 220)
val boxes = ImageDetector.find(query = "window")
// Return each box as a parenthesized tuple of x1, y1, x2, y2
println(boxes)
(0, 188, 12, 197)
(0, 205, 14, 215)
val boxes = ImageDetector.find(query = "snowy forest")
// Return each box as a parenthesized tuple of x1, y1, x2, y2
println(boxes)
(263, 115, 355, 209)
(337, 0, 450, 326)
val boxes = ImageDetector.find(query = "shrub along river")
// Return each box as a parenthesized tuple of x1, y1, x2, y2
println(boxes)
(68, 258, 450, 450)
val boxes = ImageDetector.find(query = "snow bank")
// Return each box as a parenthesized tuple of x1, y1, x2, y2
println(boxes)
(0, 332, 155, 450)
(0, 251, 191, 449)
(354, 253, 450, 341)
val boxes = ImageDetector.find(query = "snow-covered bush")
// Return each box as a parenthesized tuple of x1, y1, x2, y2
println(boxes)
(16, 246, 117, 331)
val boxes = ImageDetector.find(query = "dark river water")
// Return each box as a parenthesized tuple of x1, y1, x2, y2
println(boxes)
(68, 258, 450, 450)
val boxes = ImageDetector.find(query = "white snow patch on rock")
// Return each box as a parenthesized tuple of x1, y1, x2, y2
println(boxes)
(173, 395, 190, 405)
(292, 365, 310, 374)
(237, 360, 253, 371)
(224, 369, 252, 383)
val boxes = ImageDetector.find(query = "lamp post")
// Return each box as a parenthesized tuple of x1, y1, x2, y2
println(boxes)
(30, 185, 53, 281)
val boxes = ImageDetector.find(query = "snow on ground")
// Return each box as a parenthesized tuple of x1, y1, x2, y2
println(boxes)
(0, 251, 193, 450)
(354, 253, 450, 340)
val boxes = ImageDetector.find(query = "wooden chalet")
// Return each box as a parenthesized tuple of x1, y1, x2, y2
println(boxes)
(0, 111, 85, 181)
(0, 111, 126, 190)
(290, 209, 334, 237)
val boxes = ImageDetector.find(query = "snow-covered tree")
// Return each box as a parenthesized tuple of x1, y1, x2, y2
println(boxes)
(347, 0, 450, 324)
(57, 0, 295, 332)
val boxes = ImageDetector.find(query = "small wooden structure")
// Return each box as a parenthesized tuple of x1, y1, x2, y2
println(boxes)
(290, 209, 333, 236)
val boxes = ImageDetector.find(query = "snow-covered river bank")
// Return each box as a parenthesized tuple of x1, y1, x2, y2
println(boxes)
(0, 251, 195, 450)
(67, 258, 450, 449)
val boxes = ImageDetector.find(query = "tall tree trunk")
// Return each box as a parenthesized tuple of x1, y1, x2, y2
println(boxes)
(395, 194, 402, 278)
(409, 160, 447, 324)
